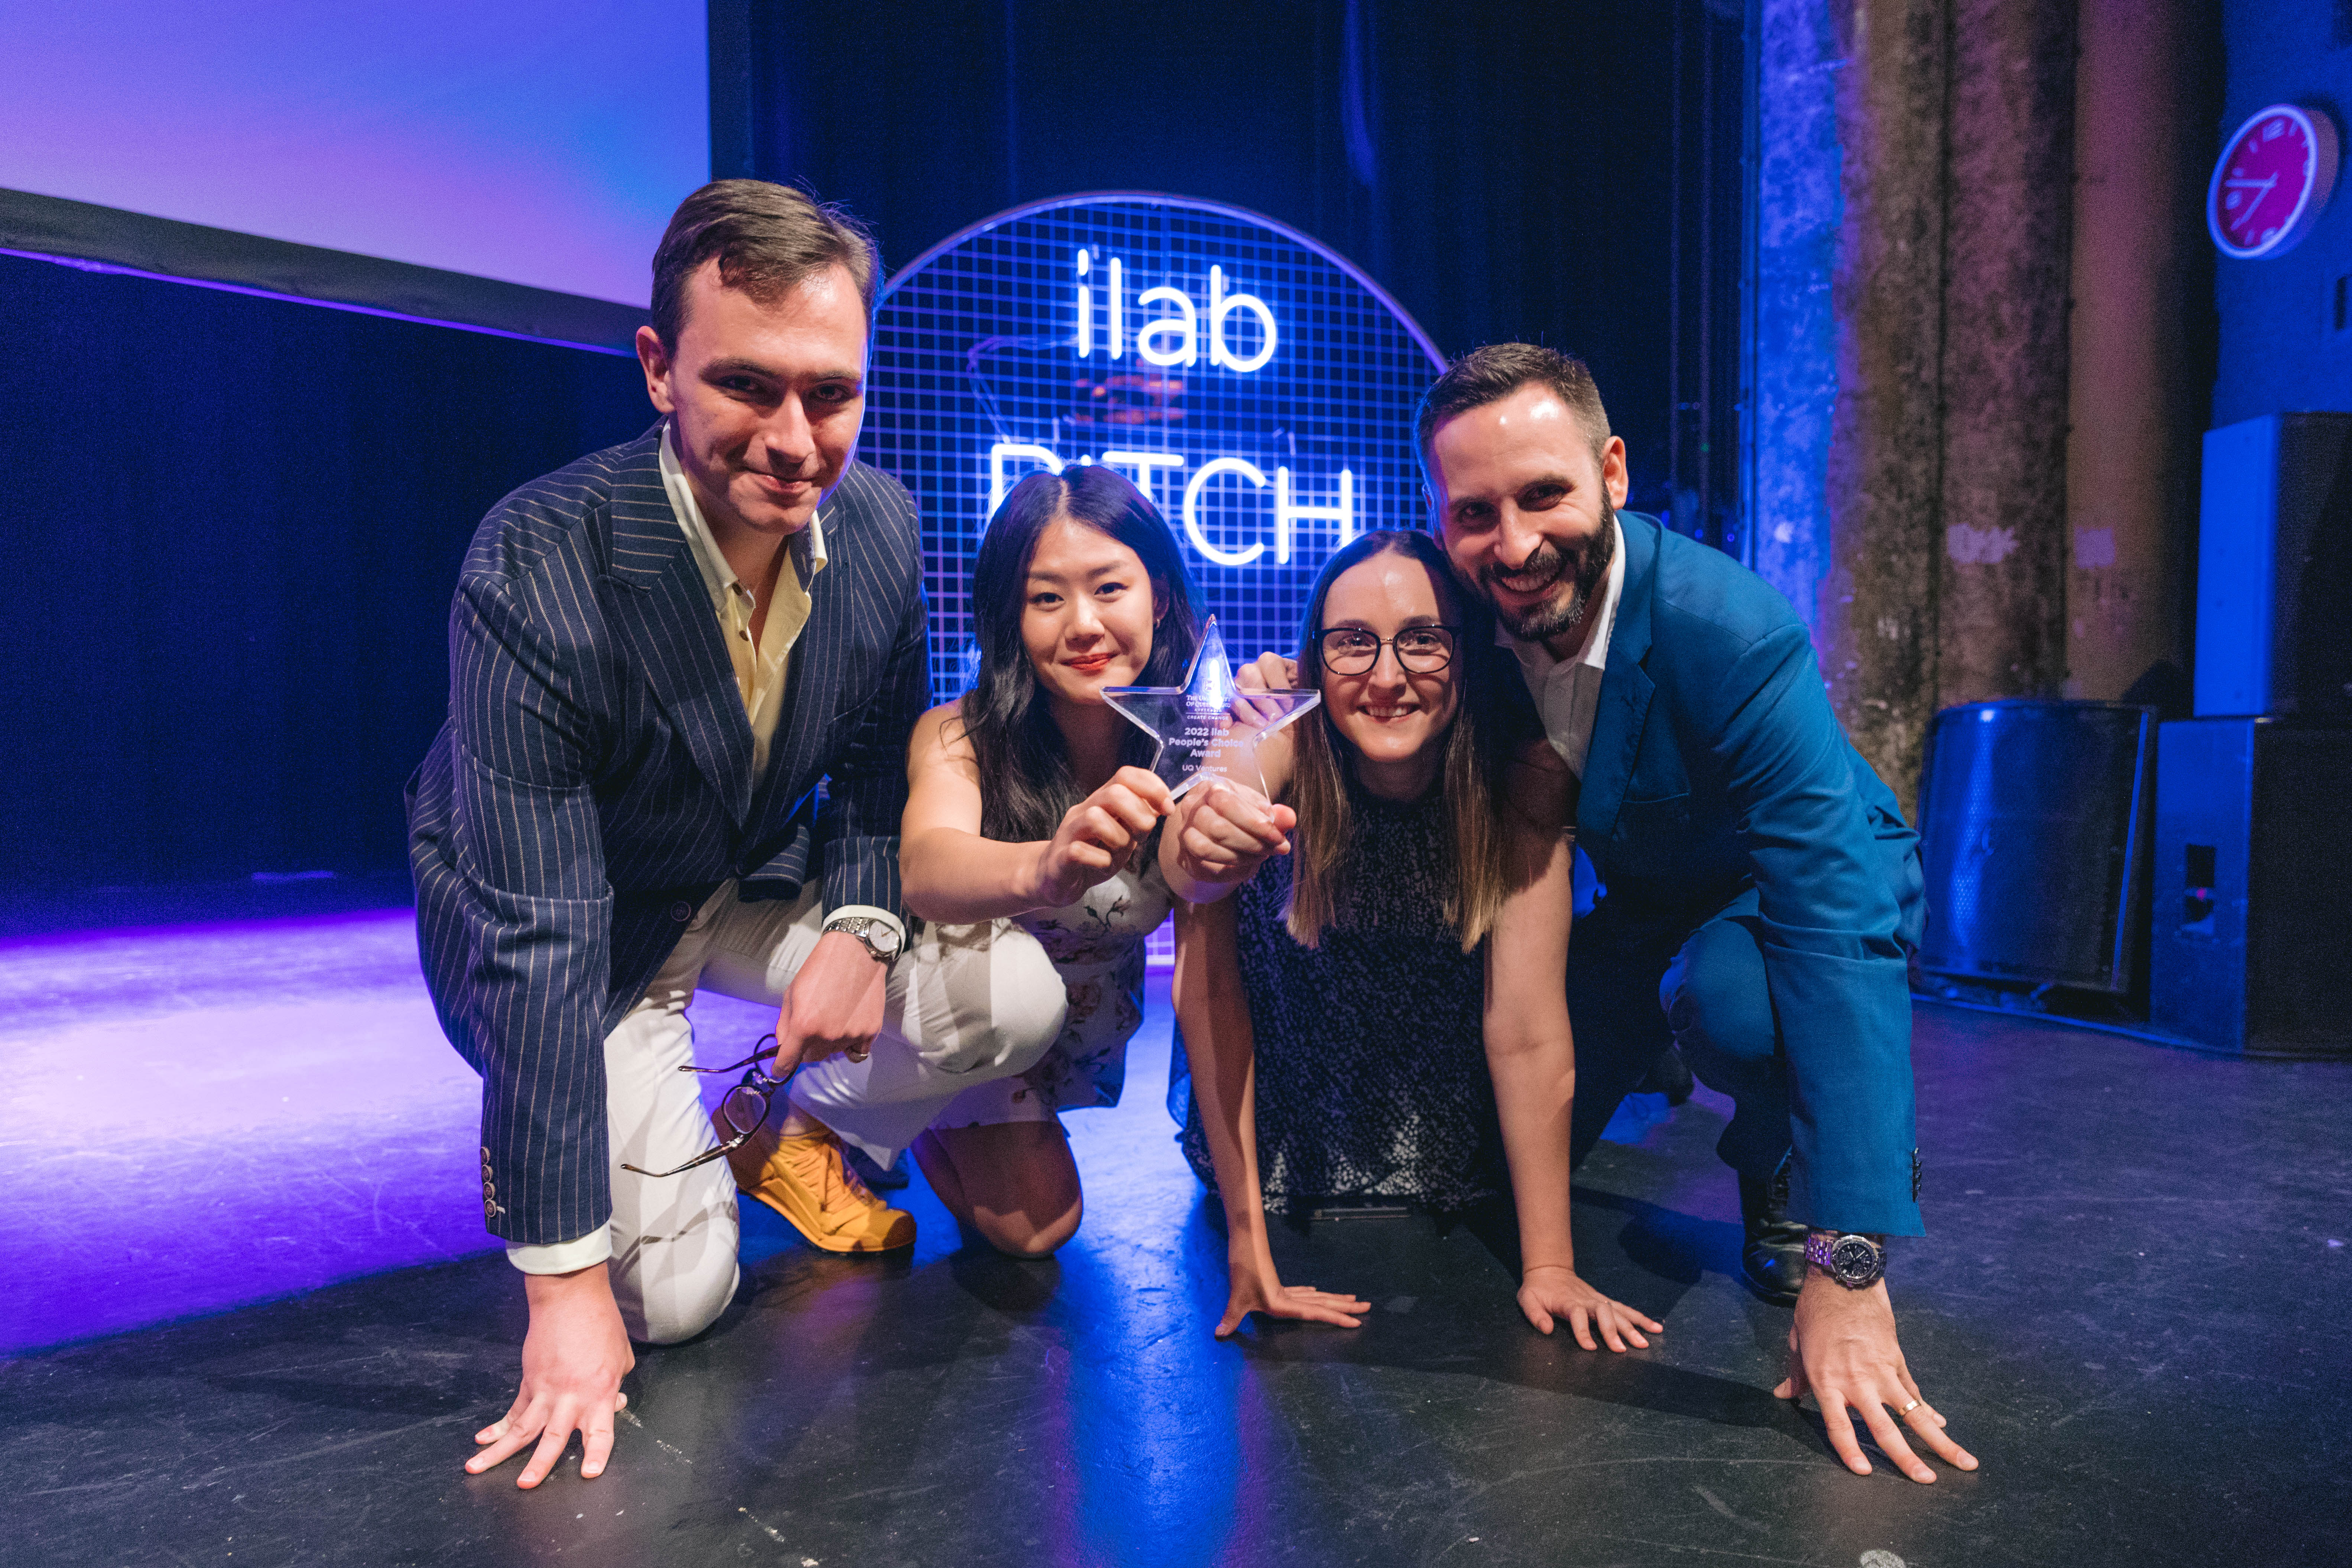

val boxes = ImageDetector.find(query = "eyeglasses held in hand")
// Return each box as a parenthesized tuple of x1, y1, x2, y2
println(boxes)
(620, 1035, 799, 1179)
(1317, 625, 1461, 675)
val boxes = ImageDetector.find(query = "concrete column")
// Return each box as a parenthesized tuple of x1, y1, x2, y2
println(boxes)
(1935, 0, 2077, 707)
(1754, 0, 2085, 813)
(2064, 0, 2205, 702)
(1750, 0, 1844, 624)
(1819, 0, 1950, 816)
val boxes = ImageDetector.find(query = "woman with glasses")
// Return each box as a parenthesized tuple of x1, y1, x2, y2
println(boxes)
(1164, 529, 1660, 1350)
(783, 465, 1198, 1257)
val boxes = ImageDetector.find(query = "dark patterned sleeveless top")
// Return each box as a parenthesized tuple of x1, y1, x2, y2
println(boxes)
(1175, 773, 1508, 1209)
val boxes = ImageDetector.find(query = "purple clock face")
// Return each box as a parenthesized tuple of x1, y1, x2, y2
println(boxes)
(2211, 106, 2338, 259)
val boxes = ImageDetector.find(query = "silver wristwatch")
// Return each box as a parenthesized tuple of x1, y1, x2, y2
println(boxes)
(823, 915, 903, 967)
(1805, 1230, 1888, 1289)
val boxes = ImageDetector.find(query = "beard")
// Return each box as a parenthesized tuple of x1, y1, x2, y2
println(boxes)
(1482, 494, 1618, 646)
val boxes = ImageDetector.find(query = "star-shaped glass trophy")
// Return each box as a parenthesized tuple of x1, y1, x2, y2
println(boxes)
(1101, 617, 1322, 801)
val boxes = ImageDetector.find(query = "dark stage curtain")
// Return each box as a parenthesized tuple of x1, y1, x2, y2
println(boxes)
(714, 0, 1690, 513)
(0, 253, 652, 901)
(6, 0, 1738, 912)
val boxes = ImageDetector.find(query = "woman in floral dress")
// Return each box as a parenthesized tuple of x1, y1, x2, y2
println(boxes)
(889, 465, 1196, 1256)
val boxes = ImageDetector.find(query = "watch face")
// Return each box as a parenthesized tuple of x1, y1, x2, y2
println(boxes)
(2209, 105, 2340, 259)
(830, 918, 899, 958)
(1829, 1234, 1882, 1286)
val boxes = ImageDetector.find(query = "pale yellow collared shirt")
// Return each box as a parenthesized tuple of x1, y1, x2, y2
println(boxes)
(654, 424, 903, 954)
(659, 424, 826, 777)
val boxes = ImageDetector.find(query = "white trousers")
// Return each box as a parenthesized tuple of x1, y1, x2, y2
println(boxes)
(599, 884, 1066, 1345)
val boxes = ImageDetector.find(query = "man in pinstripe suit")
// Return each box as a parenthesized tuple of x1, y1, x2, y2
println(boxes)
(407, 182, 1062, 1490)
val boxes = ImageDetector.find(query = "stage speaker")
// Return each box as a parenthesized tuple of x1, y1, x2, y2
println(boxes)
(2196, 412, 2352, 721)
(2150, 719, 2352, 1057)
(1915, 700, 2156, 994)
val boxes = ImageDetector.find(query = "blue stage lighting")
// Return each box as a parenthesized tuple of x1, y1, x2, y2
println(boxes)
(864, 194, 1447, 704)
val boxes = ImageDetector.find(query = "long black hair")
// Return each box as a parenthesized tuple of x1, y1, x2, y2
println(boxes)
(958, 466, 1204, 843)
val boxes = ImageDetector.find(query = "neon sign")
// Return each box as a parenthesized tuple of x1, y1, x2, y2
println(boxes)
(1073, 253, 1279, 371)
(985, 443, 1352, 567)
(864, 193, 1445, 702)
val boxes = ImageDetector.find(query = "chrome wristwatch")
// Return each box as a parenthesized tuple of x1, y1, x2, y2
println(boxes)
(822, 915, 903, 968)
(1804, 1230, 1887, 1289)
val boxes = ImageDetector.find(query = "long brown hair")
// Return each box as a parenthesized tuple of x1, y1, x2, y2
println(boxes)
(1283, 531, 1524, 953)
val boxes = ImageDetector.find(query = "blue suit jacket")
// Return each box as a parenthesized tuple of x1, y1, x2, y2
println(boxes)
(405, 426, 928, 1247)
(1580, 513, 1924, 1235)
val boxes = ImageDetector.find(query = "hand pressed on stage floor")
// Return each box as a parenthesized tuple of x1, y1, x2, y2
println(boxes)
(1516, 1263, 1664, 1351)
(1216, 1241, 1370, 1338)
(1170, 898, 1367, 1341)
(774, 929, 888, 1067)
(468, 1263, 634, 1489)
(1774, 1274, 1978, 1483)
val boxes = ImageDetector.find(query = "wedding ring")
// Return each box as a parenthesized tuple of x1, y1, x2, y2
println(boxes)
(1898, 1398, 1920, 1415)
(844, 1044, 870, 1063)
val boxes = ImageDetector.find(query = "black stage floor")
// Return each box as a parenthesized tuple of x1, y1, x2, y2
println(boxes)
(8, 985, 2348, 1567)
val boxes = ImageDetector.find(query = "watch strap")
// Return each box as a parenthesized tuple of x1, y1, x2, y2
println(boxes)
(823, 914, 902, 964)
(1804, 1230, 1887, 1289)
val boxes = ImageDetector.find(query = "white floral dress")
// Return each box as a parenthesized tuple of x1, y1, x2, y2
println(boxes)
(929, 859, 1173, 1132)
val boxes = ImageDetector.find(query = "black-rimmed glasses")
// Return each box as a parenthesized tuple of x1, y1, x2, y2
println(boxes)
(619, 1035, 799, 1179)
(1317, 625, 1461, 675)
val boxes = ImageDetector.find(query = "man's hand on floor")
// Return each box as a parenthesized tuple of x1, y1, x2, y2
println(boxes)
(469, 1263, 635, 1488)
(1776, 1272, 1979, 1483)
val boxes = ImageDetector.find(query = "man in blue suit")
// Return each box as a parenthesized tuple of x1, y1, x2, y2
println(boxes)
(407, 182, 1060, 1491)
(1421, 344, 1974, 1485)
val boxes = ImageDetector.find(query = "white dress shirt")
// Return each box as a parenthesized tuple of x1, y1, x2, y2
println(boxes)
(1508, 515, 1628, 781)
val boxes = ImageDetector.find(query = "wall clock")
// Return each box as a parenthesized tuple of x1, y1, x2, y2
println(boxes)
(2208, 104, 2340, 260)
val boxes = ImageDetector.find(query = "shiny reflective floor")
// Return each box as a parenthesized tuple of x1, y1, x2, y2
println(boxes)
(4, 913, 2348, 1567)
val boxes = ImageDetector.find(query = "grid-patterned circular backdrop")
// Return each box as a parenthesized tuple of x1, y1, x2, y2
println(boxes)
(865, 194, 1447, 704)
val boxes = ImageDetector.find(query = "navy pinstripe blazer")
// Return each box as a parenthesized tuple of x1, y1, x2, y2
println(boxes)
(405, 425, 929, 1246)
